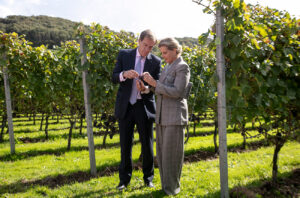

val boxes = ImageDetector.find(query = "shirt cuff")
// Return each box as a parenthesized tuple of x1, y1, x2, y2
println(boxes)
(119, 72, 126, 82)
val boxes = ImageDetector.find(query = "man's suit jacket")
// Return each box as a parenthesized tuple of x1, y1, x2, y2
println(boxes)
(112, 48, 161, 120)
(155, 56, 190, 125)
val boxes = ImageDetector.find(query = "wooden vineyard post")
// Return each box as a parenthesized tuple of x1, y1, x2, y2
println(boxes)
(79, 38, 97, 176)
(216, 3, 229, 198)
(2, 53, 15, 154)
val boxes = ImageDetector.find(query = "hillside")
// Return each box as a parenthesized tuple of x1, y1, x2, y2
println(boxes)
(176, 37, 199, 47)
(0, 15, 199, 48)
(0, 15, 80, 48)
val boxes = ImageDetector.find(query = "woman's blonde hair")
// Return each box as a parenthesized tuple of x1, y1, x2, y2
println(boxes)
(158, 37, 182, 55)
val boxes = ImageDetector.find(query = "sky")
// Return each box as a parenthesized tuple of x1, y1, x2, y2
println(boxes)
(0, 0, 299, 39)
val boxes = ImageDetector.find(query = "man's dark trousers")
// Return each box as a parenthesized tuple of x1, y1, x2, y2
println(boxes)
(118, 99, 154, 184)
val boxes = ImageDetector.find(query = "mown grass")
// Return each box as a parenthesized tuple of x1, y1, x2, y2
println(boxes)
(0, 116, 299, 197)
(1, 142, 299, 197)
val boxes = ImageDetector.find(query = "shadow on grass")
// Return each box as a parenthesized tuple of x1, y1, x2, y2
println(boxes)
(0, 134, 268, 162)
(13, 128, 113, 142)
(0, 139, 272, 196)
(72, 188, 121, 198)
(13, 118, 69, 123)
(72, 184, 165, 198)
(229, 168, 300, 198)
(13, 126, 71, 134)
(0, 139, 139, 162)
(187, 125, 257, 138)
(14, 129, 102, 143)
(0, 159, 144, 195)
(13, 120, 69, 125)
(126, 189, 167, 198)
(0, 136, 269, 163)
(16, 132, 88, 143)
(0, 126, 233, 145)
(2, 167, 297, 197)
(13, 122, 37, 127)
(184, 139, 270, 163)
(8, 122, 255, 146)
(126, 168, 300, 198)
(0, 165, 115, 195)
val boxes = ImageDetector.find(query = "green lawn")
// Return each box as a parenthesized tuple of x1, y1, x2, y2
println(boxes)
(0, 116, 299, 197)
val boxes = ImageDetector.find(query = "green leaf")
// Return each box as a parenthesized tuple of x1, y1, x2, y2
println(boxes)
(251, 39, 260, 50)
(230, 50, 236, 59)
(232, 35, 241, 47)
(287, 89, 296, 100)
(233, 0, 240, 9)
(271, 35, 277, 41)
(254, 25, 268, 37)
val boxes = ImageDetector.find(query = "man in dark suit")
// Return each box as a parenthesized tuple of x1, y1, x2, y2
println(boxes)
(112, 29, 161, 190)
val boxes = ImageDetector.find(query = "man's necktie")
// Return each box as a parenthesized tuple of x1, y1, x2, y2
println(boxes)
(129, 56, 142, 104)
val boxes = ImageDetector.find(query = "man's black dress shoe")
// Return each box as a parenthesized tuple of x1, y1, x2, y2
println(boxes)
(145, 181, 154, 188)
(116, 182, 129, 190)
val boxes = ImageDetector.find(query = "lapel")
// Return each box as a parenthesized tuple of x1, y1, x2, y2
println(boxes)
(159, 65, 168, 82)
(143, 53, 152, 73)
(127, 49, 137, 87)
(129, 49, 137, 70)
(160, 57, 182, 82)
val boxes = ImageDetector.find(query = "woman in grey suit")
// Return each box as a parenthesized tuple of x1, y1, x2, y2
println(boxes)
(139, 38, 190, 195)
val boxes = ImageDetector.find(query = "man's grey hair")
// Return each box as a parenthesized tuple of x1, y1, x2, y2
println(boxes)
(139, 29, 157, 43)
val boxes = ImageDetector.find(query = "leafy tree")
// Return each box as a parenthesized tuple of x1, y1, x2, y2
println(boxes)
(54, 40, 83, 150)
(200, 0, 300, 182)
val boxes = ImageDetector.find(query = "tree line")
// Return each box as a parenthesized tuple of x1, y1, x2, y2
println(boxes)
(0, 15, 80, 48)
(0, 15, 200, 49)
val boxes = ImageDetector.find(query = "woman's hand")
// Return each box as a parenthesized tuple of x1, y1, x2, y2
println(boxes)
(142, 72, 157, 87)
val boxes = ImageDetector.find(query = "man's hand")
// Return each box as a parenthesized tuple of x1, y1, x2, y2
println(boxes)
(136, 79, 146, 92)
(123, 70, 139, 79)
(142, 72, 157, 87)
